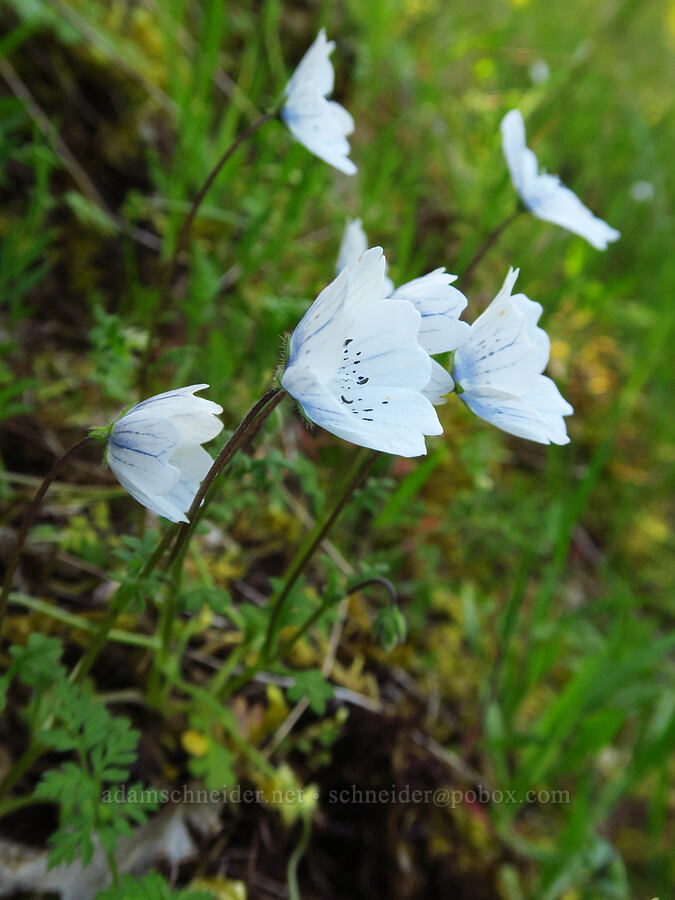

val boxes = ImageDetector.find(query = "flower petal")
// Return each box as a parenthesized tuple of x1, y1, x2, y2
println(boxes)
(336, 218, 368, 274)
(527, 179, 621, 250)
(283, 92, 356, 176)
(112, 467, 188, 524)
(107, 416, 181, 498)
(391, 268, 469, 354)
(459, 385, 568, 445)
(170, 444, 214, 482)
(296, 383, 439, 457)
(285, 29, 335, 99)
(423, 359, 454, 405)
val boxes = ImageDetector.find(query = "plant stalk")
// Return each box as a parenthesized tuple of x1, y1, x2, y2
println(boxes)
(260, 450, 379, 661)
(462, 205, 523, 286)
(138, 111, 278, 393)
(166, 387, 285, 567)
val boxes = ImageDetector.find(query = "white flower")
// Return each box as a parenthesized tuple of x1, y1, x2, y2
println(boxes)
(281, 247, 442, 457)
(336, 219, 469, 404)
(282, 29, 356, 176)
(501, 109, 620, 250)
(390, 271, 470, 404)
(453, 268, 573, 445)
(105, 385, 223, 523)
(336, 219, 394, 294)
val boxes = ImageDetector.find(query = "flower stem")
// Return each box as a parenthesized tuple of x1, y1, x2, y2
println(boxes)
(462, 205, 523, 286)
(278, 577, 397, 660)
(260, 449, 379, 662)
(166, 387, 285, 568)
(287, 811, 313, 900)
(138, 111, 278, 394)
(0, 436, 91, 638)
(147, 387, 285, 701)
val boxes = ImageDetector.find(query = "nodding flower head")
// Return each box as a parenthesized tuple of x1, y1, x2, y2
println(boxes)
(453, 268, 573, 445)
(501, 109, 620, 250)
(282, 29, 357, 176)
(281, 247, 442, 457)
(105, 385, 223, 523)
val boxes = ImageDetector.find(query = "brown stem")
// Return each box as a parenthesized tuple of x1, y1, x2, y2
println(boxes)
(462, 206, 523, 287)
(166, 387, 286, 568)
(0, 436, 92, 637)
(138, 111, 278, 394)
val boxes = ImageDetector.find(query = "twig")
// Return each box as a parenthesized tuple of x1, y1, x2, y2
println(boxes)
(462, 206, 523, 286)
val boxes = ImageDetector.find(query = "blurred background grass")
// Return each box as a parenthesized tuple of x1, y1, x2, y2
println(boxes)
(0, 0, 673, 897)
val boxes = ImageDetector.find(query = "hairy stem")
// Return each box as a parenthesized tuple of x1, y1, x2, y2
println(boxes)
(166, 387, 285, 567)
(0, 436, 91, 637)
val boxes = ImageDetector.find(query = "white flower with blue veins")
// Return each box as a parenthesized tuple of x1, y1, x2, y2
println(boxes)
(105, 385, 223, 523)
(336, 219, 469, 405)
(501, 109, 620, 250)
(281, 247, 442, 457)
(282, 29, 356, 176)
(453, 268, 573, 445)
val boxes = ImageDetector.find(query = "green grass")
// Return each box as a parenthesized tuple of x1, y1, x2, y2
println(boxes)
(0, 0, 673, 897)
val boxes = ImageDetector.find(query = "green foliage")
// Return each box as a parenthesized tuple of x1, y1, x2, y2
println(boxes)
(372, 604, 407, 652)
(287, 670, 334, 715)
(3, 635, 155, 872)
(110, 534, 167, 613)
(185, 706, 237, 791)
(0, 0, 673, 896)
(89, 305, 146, 402)
(0, 101, 56, 323)
(96, 871, 214, 900)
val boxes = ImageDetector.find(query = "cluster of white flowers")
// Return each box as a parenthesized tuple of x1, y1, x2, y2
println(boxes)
(282, 222, 572, 455)
(104, 31, 619, 520)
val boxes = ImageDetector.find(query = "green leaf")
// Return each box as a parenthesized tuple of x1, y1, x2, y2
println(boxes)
(287, 670, 334, 715)
(95, 870, 215, 899)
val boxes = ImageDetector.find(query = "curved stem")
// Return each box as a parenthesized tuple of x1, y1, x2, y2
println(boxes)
(260, 449, 379, 661)
(346, 576, 397, 606)
(138, 111, 278, 394)
(462, 205, 523, 287)
(278, 577, 397, 661)
(166, 387, 285, 568)
(147, 387, 285, 701)
(287, 812, 312, 900)
(0, 436, 91, 637)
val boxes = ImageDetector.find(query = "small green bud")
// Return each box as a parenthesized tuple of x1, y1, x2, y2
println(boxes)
(373, 604, 407, 652)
